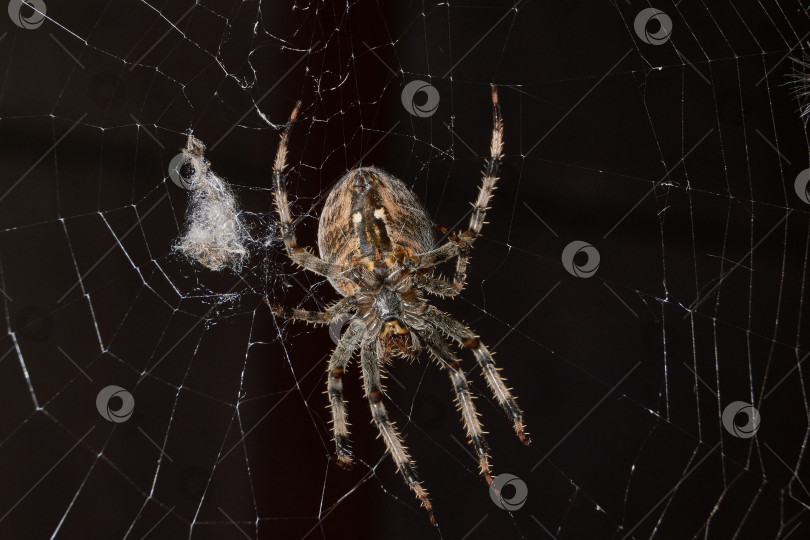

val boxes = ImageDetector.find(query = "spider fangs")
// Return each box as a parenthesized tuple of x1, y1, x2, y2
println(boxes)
(267, 87, 529, 524)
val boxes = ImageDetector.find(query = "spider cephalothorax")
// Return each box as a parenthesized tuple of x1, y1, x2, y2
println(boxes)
(350, 260, 425, 361)
(267, 88, 528, 524)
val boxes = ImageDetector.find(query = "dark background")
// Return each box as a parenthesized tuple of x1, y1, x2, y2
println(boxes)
(1, 0, 809, 538)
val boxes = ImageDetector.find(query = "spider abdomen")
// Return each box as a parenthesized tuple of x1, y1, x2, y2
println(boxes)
(317, 167, 435, 296)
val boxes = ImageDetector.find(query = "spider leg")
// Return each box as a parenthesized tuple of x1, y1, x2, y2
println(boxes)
(422, 327, 493, 483)
(413, 272, 460, 298)
(413, 86, 503, 288)
(426, 307, 529, 445)
(360, 342, 435, 524)
(327, 319, 364, 469)
(272, 103, 345, 279)
(412, 240, 466, 269)
(264, 295, 354, 326)
(452, 85, 504, 290)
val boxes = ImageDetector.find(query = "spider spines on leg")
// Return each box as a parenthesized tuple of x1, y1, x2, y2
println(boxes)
(425, 308, 529, 447)
(265, 301, 353, 326)
(436, 92, 504, 292)
(482, 462, 494, 485)
(325, 322, 362, 473)
(515, 421, 531, 446)
(271, 102, 346, 282)
(272, 102, 300, 173)
(414, 273, 461, 299)
(360, 344, 436, 522)
(332, 452, 354, 470)
(411, 484, 436, 525)
(424, 330, 495, 483)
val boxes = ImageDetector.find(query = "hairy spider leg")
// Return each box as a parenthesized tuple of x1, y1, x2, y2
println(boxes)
(360, 342, 435, 524)
(422, 327, 493, 483)
(265, 295, 355, 325)
(426, 307, 529, 445)
(327, 320, 364, 468)
(272, 102, 346, 280)
(413, 272, 460, 298)
(414, 85, 504, 290)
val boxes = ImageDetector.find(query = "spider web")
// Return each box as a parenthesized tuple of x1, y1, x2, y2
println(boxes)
(1, 0, 809, 538)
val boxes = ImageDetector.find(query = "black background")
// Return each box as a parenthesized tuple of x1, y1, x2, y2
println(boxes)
(1, 1, 809, 539)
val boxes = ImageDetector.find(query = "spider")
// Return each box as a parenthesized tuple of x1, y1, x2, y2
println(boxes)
(266, 87, 528, 523)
